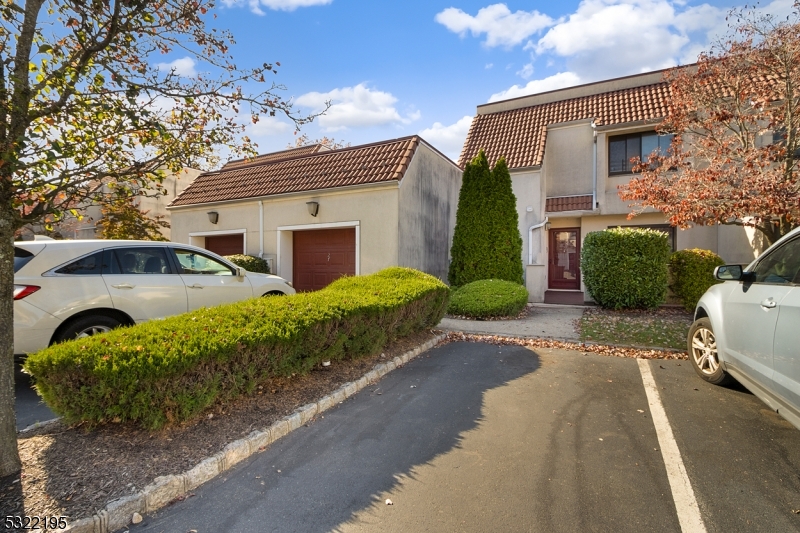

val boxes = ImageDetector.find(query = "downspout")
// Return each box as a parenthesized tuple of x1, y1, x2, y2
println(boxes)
(528, 217, 549, 265)
(258, 200, 264, 259)
(591, 120, 598, 210)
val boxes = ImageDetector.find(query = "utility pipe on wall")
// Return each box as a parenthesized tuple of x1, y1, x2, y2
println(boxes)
(591, 120, 598, 210)
(258, 200, 264, 259)
(528, 216, 549, 265)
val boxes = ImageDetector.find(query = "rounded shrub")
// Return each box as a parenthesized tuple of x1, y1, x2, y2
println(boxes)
(224, 254, 270, 274)
(448, 279, 528, 318)
(668, 248, 725, 311)
(581, 227, 671, 309)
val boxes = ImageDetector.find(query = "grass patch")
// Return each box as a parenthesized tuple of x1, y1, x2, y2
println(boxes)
(579, 307, 692, 350)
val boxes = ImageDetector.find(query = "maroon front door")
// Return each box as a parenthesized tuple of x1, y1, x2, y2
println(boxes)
(549, 228, 581, 290)
(293, 228, 356, 292)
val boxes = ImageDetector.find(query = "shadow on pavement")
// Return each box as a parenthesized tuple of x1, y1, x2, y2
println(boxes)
(14, 358, 56, 431)
(131, 341, 540, 533)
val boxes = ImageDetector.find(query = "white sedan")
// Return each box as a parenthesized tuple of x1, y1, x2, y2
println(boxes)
(13, 239, 295, 355)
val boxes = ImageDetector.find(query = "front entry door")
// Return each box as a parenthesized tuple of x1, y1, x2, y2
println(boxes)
(549, 228, 581, 290)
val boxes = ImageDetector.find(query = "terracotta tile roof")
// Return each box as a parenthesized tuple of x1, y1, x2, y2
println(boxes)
(459, 82, 672, 169)
(171, 136, 422, 207)
(545, 195, 594, 212)
(221, 144, 326, 170)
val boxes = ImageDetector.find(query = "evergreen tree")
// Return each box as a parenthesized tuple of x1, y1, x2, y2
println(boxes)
(449, 151, 523, 286)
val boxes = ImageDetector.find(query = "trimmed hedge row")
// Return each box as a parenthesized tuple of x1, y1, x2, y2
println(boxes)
(668, 248, 725, 311)
(448, 279, 528, 318)
(24, 268, 449, 429)
(224, 254, 271, 274)
(581, 227, 671, 309)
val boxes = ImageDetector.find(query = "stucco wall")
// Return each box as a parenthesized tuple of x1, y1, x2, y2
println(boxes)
(170, 185, 400, 282)
(397, 144, 462, 282)
(544, 121, 594, 198)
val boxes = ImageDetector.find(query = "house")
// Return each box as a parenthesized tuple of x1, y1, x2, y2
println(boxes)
(460, 68, 762, 304)
(168, 136, 462, 291)
(16, 168, 202, 240)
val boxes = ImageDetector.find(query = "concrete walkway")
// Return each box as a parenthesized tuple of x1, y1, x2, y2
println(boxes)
(437, 303, 585, 341)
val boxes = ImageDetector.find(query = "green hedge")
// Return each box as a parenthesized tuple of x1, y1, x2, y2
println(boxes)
(24, 268, 449, 429)
(224, 254, 270, 274)
(668, 248, 725, 311)
(448, 279, 528, 318)
(581, 228, 671, 309)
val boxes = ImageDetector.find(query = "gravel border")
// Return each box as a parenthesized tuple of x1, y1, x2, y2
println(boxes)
(62, 334, 446, 533)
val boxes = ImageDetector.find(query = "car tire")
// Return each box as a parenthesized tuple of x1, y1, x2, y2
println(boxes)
(688, 317, 733, 385)
(54, 315, 121, 344)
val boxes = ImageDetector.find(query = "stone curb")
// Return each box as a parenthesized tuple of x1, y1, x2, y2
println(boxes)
(64, 333, 446, 533)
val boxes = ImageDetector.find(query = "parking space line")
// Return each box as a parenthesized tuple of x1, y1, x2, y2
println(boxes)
(637, 358, 707, 533)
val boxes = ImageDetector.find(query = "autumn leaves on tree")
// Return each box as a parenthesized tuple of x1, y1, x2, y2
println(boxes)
(619, 3, 800, 245)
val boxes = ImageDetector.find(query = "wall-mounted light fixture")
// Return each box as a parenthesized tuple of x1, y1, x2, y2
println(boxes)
(306, 201, 319, 217)
(207, 211, 219, 224)
(544, 221, 551, 231)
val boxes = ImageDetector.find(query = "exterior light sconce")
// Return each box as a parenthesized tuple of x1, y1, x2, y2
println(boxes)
(306, 201, 319, 217)
(544, 221, 551, 231)
(207, 211, 219, 224)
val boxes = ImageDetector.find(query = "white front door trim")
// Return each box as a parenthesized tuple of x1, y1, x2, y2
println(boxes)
(276, 221, 361, 280)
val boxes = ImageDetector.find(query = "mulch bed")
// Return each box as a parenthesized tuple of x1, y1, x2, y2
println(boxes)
(0, 330, 439, 522)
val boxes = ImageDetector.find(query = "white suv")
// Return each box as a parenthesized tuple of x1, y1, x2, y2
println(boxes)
(13, 239, 295, 355)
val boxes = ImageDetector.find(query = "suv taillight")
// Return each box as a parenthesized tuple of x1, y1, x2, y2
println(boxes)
(13, 285, 40, 300)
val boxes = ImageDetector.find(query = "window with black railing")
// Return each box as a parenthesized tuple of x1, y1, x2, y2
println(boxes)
(609, 132, 674, 174)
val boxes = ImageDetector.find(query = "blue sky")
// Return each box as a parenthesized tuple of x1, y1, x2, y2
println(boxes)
(165, 0, 795, 161)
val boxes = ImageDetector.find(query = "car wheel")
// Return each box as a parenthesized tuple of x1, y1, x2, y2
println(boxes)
(261, 291, 286, 297)
(688, 317, 732, 385)
(54, 315, 121, 344)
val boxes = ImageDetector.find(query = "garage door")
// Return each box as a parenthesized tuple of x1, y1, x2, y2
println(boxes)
(293, 228, 356, 292)
(204, 234, 244, 256)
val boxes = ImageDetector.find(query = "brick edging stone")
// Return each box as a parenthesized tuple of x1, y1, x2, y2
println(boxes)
(64, 333, 447, 533)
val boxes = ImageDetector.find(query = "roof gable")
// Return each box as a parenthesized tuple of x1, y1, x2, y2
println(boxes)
(459, 81, 672, 169)
(171, 136, 423, 207)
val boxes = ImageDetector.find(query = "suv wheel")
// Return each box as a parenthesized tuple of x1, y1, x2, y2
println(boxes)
(688, 317, 732, 385)
(54, 315, 121, 344)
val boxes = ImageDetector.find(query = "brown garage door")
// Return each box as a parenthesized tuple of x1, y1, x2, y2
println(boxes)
(204, 234, 244, 256)
(293, 228, 356, 292)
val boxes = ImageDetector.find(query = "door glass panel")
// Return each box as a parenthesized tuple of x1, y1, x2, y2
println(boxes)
(752, 238, 800, 284)
(550, 229, 580, 290)
(175, 249, 234, 276)
(110, 248, 173, 275)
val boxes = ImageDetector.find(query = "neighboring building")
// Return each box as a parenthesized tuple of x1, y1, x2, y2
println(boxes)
(16, 168, 202, 241)
(168, 137, 462, 291)
(460, 68, 763, 304)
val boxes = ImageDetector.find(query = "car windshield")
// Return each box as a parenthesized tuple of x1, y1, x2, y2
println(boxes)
(14, 247, 34, 273)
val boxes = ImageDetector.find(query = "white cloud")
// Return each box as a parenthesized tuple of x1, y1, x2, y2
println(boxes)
(489, 72, 582, 103)
(222, 0, 332, 15)
(517, 63, 534, 79)
(485, 63, 494, 69)
(435, 4, 553, 48)
(156, 57, 197, 78)
(527, 0, 729, 79)
(248, 116, 292, 137)
(419, 116, 473, 161)
(295, 84, 419, 131)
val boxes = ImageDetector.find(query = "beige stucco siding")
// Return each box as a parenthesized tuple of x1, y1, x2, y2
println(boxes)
(170, 185, 400, 281)
(397, 144, 462, 281)
(544, 121, 595, 198)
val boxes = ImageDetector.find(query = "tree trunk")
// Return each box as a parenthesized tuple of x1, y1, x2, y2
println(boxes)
(0, 203, 21, 477)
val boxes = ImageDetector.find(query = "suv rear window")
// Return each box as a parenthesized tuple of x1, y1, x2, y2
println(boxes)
(14, 247, 35, 273)
(55, 251, 105, 275)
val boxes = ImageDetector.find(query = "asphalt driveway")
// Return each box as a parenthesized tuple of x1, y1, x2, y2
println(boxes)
(126, 341, 800, 533)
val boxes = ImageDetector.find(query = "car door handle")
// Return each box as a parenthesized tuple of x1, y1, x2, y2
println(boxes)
(187, 284, 204, 289)
(111, 283, 135, 290)
(761, 298, 777, 309)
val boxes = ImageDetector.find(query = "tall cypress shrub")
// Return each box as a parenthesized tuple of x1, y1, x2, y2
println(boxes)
(448, 151, 524, 287)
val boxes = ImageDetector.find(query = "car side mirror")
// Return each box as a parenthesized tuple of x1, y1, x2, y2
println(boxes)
(235, 267, 246, 278)
(715, 265, 746, 281)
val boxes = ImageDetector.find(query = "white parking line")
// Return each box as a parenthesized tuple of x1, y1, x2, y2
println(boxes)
(637, 358, 707, 533)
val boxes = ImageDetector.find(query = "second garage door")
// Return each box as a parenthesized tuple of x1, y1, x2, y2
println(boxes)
(293, 228, 356, 292)
(204, 234, 244, 256)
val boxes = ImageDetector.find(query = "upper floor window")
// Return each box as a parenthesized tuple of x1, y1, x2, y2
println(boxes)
(609, 132, 674, 175)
